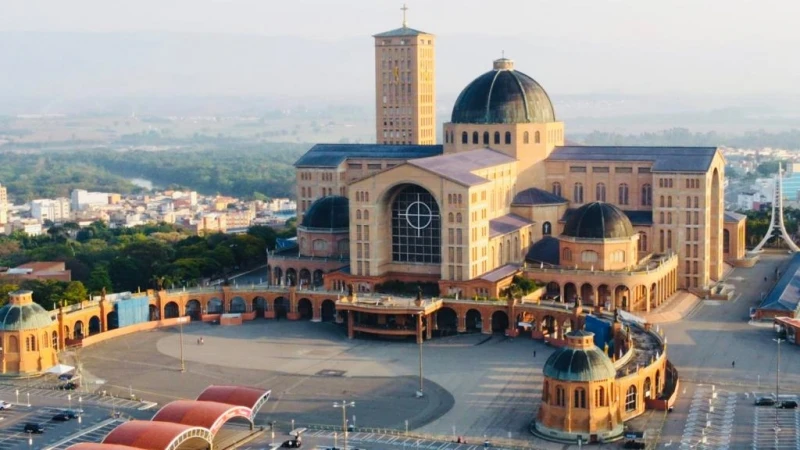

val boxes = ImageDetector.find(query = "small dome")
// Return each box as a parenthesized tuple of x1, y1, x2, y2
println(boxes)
(563, 202, 634, 239)
(0, 291, 55, 331)
(543, 331, 616, 382)
(451, 58, 555, 124)
(301, 196, 349, 229)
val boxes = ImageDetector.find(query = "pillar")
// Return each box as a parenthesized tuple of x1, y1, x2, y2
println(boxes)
(416, 314, 423, 344)
(482, 312, 492, 335)
(287, 287, 300, 320)
(265, 297, 276, 319)
(312, 301, 322, 323)
(425, 315, 433, 340)
(457, 313, 466, 333)
(347, 311, 354, 339)
(559, 284, 565, 302)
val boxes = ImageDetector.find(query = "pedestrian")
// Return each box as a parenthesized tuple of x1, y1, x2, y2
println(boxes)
(533, 350, 537, 358)
(764, 277, 768, 282)
(732, 360, 735, 368)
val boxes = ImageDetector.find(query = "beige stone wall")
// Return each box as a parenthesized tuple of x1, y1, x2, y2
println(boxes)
(375, 33, 436, 145)
(558, 236, 638, 272)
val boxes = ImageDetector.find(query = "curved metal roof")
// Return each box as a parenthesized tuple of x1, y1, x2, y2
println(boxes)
(66, 444, 144, 450)
(103, 420, 212, 450)
(300, 196, 349, 229)
(152, 400, 253, 435)
(543, 345, 617, 382)
(562, 202, 634, 239)
(196, 385, 271, 417)
(451, 60, 555, 124)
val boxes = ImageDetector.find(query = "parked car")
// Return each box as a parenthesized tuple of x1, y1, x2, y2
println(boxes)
(281, 439, 302, 448)
(755, 397, 776, 406)
(58, 382, 79, 390)
(779, 400, 798, 409)
(51, 413, 70, 422)
(23, 423, 44, 434)
(58, 373, 74, 381)
(0, 401, 12, 410)
(61, 409, 80, 419)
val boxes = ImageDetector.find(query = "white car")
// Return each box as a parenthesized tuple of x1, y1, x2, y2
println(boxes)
(0, 401, 12, 410)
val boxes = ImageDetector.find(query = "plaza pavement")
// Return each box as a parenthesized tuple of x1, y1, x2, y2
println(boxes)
(75, 252, 798, 449)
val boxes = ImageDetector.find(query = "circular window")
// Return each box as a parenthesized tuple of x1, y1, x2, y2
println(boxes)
(403, 201, 433, 230)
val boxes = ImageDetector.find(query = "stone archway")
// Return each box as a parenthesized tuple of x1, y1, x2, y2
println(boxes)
(299, 269, 311, 287)
(598, 284, 611, 309)
(106, 310, 118, 330)
(230, 296, 246, 313)
(436, 307, 458, 336)
(650, 283, 658, 308)
(74, 321, 84, 339)
(321, 299, 336, 322)
(164, 301, 179, 319)
(253, 297, 267, 317)
(384, 183, 442, 265)
(546, 282, 560, 300)
(88, 316, 101, 335)
(580, 283, 594, 306)
(285, 268, 297, 286)
(516, 311, 535, 336)
(541, 315, 557, 338)
(298, 298, 313, 320)
(313, 270, 324, 287)
(562, 318, 573, 335)
(465, 309, 481, 332)
(148, 304, 159, 321)
(614, 285, 629, 310)
(275, 297, 290, 320)
(186, 299, 201, 320)
(564, 282, 577, 303)
(273, 267, 283, 285)
(207, 297, 223, 314)
(491, 310, 509, 334)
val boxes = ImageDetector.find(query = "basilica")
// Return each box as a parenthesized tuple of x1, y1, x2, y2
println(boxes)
(272, 16, 747, 312)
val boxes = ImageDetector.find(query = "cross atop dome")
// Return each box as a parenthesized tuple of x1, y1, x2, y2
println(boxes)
(401, 3, 409, 28)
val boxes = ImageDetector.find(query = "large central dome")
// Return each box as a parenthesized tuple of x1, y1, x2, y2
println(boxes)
(451, 58, 556, 125)
(563, 202, 634, 239)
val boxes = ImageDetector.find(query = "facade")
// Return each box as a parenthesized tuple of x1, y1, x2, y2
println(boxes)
(0, 261, 72, 282)
(374, 9, 435, 145)
(30, 198, 71, 223)
(71, 189, 111, 211)
(0, 183, 7, 225)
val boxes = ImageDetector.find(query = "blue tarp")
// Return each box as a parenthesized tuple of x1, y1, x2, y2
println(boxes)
(584, 315, 611, 351)
(116, 295, 150, 328)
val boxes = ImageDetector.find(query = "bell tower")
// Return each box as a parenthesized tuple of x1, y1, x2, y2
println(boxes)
(373, 4, 436, 145)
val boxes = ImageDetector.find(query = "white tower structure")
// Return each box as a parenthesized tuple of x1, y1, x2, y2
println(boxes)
(753, 162, 800, 252)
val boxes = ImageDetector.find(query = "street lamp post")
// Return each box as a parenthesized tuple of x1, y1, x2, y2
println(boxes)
(68, 394, 72, 410)
(333, 400, 355, 450)
(179, 316, 187, 372)
(418, 333, 424, 396)
(774, 337, 785, 432)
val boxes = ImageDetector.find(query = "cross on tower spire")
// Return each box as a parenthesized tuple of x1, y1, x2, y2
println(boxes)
(401, 3, 409, 28)
(753, 162, 800, 252)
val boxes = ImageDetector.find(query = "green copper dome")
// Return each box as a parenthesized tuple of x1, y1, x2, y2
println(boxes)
(451, 59, 556, 125)
(0, 291, 55, 331)
(543, 331, 616, 382)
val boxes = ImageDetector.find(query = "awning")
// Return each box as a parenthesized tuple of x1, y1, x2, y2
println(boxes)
(46, 364, 75, 375)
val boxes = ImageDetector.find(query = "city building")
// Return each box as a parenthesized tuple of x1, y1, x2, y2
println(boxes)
(71, 189, 113, 211)
(0, 290, 59, 375)
(5, 219, 43, 236)
(0, 183, 7, 225)
(30, 198, 71, 223)
(0, 261, 72, 283)
(374, 7, 435, 145)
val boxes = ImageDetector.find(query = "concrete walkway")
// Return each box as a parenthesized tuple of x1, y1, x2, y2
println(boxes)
(641, 291, 702, 324)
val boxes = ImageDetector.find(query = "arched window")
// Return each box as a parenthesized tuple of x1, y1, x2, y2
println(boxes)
(8, 336, 18, 353)
(598, 386, 606, 407)
(523, 131, 529, 144)
(581, 250, 599, 263)
(456, 213, 462, 223)
(574, 183, 584, 203)
(562, 247, 572, 262)
(694, 196, 699, 208)
(641, 184, 652, 206)
(574, 387, 587, 408)
(356, 210, 362, 220)
(595, 183, 606, 202)
(618, 183, 629, 205)
(505, 131, 511, 144)
(313, 239, 328, 251)
(52, 331, 58, 350)
(667, 212, 672, 224)
(457, 194, 462, 204)
(685, 197, 691, 208)
(659, 230, 665, 252)
(448, 212, 454, 223)
(364, 210, 369, 220)
(659, 196, 664, 207)
(644, 378, 652, 399)
(659, 212, 664, 224)
(556, 385, 566, 407)
(483, 131, 489, 145)
(667, 230, 672, 249)
(472, 131, 479, 144)
(535, 131, 541, 143)
(625, 385, 637, 411)
(30, 335, 36, 351)
(667, 196, 672, 207)
(462, 131, 468, 144)
(543, 380, 549, 403)
(25, 336, 30, 352)
(638, 232, 647, 252)
(493, 131, 500, 144)
(552, 182, 562, 197)
(723, 229, 730, 253)
(543, 222, 552, 235)
(611, 250, 625, 263)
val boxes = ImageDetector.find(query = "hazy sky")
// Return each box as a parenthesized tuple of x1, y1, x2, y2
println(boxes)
(2, 0, 799, 98)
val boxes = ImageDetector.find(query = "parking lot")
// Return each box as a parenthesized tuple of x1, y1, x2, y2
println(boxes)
(44, 419, 123, 450)
(752, 398, 800, 450)
(0, 383, 152, 412)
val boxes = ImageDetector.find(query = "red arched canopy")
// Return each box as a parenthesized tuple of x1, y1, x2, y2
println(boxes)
(196, 385, 271, 417)
(103, 420, 213, 450)
(152, 400, 253, 435)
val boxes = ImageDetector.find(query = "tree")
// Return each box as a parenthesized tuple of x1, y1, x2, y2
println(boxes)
(62, 281, 88, 305)
(86, 265, 114, 295)
(0, 284, 19, 307)
(247, 225, 278, 250)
